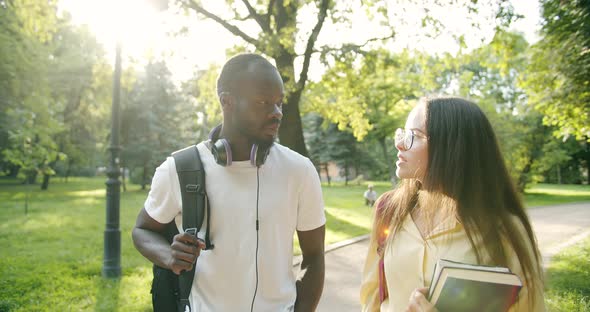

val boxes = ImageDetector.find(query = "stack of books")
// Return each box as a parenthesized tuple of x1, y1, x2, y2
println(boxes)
(428, 259, 522, 312)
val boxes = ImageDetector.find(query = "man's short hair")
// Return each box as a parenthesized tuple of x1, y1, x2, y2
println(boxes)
(216, 53, 276, 96)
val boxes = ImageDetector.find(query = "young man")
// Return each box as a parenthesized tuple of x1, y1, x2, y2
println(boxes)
(132, 53, 326, 311)
(364, 184, 377, 207)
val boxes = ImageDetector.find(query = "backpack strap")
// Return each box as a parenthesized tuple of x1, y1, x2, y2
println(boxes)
(171, 145, 212, 312)
(172, 145, 205, 232)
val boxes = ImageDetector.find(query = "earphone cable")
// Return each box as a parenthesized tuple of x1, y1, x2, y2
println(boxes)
(250, 167, 260, 312)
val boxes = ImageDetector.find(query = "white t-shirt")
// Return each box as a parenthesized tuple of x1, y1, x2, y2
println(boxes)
(144, 142, 326, 312)
(364, 190, 377, 201)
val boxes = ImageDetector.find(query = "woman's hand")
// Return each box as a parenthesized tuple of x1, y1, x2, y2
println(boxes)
(405, 287, 437, 312)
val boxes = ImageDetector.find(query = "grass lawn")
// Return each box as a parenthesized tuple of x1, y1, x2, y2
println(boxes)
(0, 177, 152, 311)
(524, 184, 590, 208)
(545, 237, 590, 311)
(0, 177, 588, 311)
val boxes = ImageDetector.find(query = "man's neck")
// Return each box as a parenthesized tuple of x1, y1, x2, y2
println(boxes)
(219, 126, 253, 161)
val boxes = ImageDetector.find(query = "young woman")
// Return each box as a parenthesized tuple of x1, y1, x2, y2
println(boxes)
(360, 97, 545, 311)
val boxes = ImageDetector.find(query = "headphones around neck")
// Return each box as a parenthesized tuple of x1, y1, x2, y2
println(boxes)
(207, 124, 270, 167)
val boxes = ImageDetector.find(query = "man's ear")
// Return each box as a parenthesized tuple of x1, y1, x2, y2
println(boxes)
(219, 92, 234, 112)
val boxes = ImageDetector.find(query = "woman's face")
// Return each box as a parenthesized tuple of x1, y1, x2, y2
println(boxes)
(395, 103, 429, 182)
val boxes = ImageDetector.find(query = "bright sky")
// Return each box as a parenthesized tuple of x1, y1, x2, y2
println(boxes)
(58, 0, 541, 82)
(58, 0, 241, 80)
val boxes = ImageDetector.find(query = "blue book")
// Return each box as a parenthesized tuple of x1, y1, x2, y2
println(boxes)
(428, 259, 522, 312)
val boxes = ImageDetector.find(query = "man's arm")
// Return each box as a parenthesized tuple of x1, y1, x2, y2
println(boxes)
(294, 225, 325, 312)
(132, 207, 204, 275)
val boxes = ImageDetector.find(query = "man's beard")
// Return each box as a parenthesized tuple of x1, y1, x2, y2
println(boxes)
(259, 118, 281, 147)
(242, 118, 280, 149)
(256, 136, 275, 150)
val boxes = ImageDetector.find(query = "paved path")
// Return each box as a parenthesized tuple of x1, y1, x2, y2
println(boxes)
(308, 202, 590, 312)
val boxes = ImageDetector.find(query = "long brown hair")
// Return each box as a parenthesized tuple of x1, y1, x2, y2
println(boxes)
(372, 97, 543, 301)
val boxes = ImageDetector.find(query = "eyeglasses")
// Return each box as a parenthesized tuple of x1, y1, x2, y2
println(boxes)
(395, 128, 428, 150)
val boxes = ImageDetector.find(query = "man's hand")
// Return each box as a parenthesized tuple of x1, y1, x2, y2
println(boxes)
(132, 207, 206, 274)
(405, 287, 437, 312)
(167, 232, 206, 275)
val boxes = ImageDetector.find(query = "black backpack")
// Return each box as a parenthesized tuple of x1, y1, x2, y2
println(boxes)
(151, 145, 213, 312)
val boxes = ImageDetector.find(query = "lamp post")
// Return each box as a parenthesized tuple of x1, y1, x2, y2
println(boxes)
(102, 0, 168, 279)
(103, 41, 123, 278)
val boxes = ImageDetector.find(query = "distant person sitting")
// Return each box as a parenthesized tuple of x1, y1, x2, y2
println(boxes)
(364, 184, 378, 207)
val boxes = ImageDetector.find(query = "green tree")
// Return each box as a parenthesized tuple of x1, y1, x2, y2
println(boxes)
(121, 61, 193, 189)
(305, 49, 429, 183)
(178, 0, 519, 156)
(182, 64, 222, 140)
(304, 113, 373, 185)
(0, 0, 59, 178)
(524, 0, 590, 141)
(46, 16, 112, 186)
(325, 123, 359, 185)
(303, 113, 331, 183)
(446, 30, 586, 189)
(179, 0, 396, 156)
(447, 31, 543, 190)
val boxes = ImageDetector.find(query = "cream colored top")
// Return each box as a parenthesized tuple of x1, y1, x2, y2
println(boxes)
(360, 213, 546, 312)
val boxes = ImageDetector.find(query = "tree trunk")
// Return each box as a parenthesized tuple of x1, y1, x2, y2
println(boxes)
(120, 160, 127, 192)
(8, 164, 19, 178)
(65, 159, 72, 183)
(24, 179, 30, 215)
(121, 167, 127, 192)
(279, 94, 308, 157)
(25, 171, 37, 185)
(41, 174, 50, 190)
(585, 139, 590, 185)
(557, 165, 562, 184)
(40, 161, 57, 190)
(323, 162, 331, 186)
(344, 160, 349, 186)
(275, 53, 308, 157)
(142, 164, 148, 190)
(517, 161, 532, 192)
(354, 157, 360, 182)
(379, 137, 396, 186)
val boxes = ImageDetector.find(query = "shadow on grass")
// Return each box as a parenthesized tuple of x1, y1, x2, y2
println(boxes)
(95, 277, 121, 312)
(524, 184, 590, 208)
(525, 193, 590, 208)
